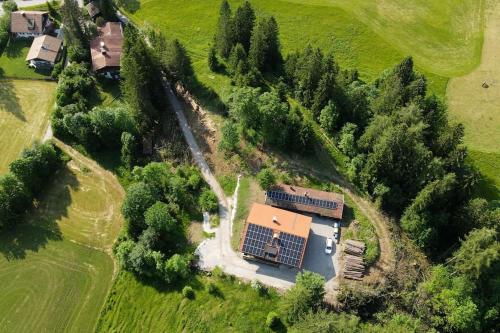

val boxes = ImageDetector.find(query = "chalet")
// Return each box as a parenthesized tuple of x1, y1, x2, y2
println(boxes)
(25, 35, 62, 68)
(90, 22, 123, 79)
(265, 184, 345, 220)
(239, 203, 312, 269)
(10, 11, 51, 38)
(86, 1, 102, 21)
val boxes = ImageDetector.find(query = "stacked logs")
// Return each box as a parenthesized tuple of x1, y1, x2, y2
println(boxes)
(343, 240, 366, 281)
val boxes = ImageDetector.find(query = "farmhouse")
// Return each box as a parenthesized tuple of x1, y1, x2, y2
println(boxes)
(10, 11, 51, 38)
(25, 35, 62, 68)
(90, 22, 123, 79)
(86, 1, 102, 21)
(265, 184, 344, 220)
(239, 203, 312, 269)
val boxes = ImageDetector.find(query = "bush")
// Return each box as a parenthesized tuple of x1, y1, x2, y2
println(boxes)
(257, 168, 276, 190)
(266, 311, 280, 329)
(199, 189, 218, 213)
(207, 282, 218, 295)
(251, 279, 267, 295)
(182, 286, 195, 299)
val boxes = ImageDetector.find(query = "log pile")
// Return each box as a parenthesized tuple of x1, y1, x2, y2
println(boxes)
(343, 240, 366, 281)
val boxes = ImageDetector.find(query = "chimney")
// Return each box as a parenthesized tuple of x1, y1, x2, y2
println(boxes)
(273, 232, 279, 239)
(272, 216, 278, 224)
(304, 191, 308, 197)
(21, 12, 26, 17)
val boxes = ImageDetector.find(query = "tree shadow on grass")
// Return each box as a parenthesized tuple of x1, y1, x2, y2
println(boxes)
(5, 39, 28, 59)
(0, 73, 25, 122)
(0, 167, 80, 260)
(121, 0, 141, 13)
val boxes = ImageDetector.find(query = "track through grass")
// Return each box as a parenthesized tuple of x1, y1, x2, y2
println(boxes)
(0, 145, 124, 332)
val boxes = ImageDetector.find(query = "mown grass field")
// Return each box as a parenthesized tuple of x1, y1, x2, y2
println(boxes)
(124, 0, 484, 98)
(0, 159, 124, 332)
(447, 0, 500, 201)
(0, 79, 55, 174)
(0, 39, 51, 79)
(96, 271, 282, 333)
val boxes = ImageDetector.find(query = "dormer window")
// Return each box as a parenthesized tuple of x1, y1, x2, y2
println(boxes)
(27, 19, 35, 30)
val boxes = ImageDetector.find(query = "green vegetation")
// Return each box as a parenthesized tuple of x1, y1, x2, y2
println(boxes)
(95, 271, 282, 332)
(0, 79, 56, 173)
(231, 176, 252, 250)
(122, 0, 484, 98)
(0, 234, 114, 333)
(342, 196, 379, 266)
(0, 146, 124, 332)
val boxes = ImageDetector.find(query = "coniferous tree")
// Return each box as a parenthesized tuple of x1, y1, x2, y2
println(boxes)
(208, 45, 218, 71)
(121, 27, 160, 133)
(215, 0, 234, 58)
(248, 16, 282, 72)
(61, 0, 89, 46)
(233, 1, 255, 52)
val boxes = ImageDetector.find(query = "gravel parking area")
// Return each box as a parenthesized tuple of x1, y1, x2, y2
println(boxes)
(302, 215, 340, 296)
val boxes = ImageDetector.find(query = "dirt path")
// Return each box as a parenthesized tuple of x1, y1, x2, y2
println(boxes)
(52, 138, 125, 256)
(447, 0, 500, 154)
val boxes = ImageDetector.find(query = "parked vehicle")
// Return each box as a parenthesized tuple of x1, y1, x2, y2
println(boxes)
(333, 222, 340, 244)
(325, 238, 333, 254)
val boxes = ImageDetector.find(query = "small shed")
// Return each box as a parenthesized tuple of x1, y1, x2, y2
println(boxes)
(86, 1, 102, 20)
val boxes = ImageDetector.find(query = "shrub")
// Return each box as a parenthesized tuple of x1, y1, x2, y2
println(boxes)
(257, 168, 276, 190)
(207, 282, 218, 295)
(251, 279, 267, 295)
(182, 286, 195, 299)
(199, 189, 218, 213)
(266, 311, 280, 329)
(212, 266, 225, 279)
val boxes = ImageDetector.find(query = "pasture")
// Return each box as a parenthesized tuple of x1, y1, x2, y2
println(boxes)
(0, 156, 124, 332)
(0, 79, 55, 174)
(124, 0, 484, 97)
(95, 271, 281, 332)
(447, 0, 500, 199)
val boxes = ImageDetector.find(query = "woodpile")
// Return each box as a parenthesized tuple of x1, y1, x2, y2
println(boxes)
(343, 240, 366, 281)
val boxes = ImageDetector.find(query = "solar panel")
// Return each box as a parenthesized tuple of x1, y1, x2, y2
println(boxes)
(267, 190, 338, 210)
(276, 232, 306, 268)
(242, 223, 307, 268)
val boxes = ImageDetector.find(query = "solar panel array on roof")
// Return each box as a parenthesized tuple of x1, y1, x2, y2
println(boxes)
(241, 223, 273, 258)
(277, 233, 305, 267)
(241, 223, 307, 268)
(267, 190, 338, 210)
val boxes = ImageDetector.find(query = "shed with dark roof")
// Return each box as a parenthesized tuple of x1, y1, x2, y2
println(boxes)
(265, 184, 345, 220)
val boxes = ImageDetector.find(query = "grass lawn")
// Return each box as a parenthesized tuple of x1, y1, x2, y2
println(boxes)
(0, 39, 51, 79)
(0, 79, 55, 174)
(95, 271, 283, 332)
(0, 158, 124, 332)
(123, 0, 484, 99)
(446, 1, 500, 201)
